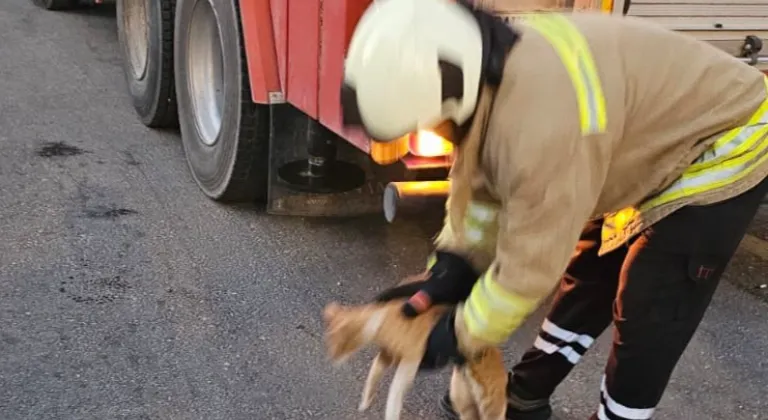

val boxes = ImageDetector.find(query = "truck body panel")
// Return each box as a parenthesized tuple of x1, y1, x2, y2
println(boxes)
(240, 0, 373, 152)
(238, 0, 280, 104)
(285, 0, 320, 117)
(625, 0, 768, 70)
(239, 0, 768, 155)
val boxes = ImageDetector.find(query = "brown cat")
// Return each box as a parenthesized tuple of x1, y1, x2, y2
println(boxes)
(322, 282, 508, 419)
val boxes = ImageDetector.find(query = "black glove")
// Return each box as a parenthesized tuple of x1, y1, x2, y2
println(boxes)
(374, 250, 479, 318)
(418, 307, 466, 370)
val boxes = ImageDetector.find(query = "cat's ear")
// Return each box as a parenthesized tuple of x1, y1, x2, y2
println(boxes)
(323, 302, 342, 322)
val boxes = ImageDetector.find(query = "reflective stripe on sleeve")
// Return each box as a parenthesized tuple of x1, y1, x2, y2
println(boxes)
(522, 14, 607, 135)
(463, 201, 499, 246)
(426, 253, 437, 270)
(462, 267, 541, 344)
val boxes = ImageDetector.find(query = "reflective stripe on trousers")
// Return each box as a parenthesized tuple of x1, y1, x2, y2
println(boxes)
(533, 318, 596, 365)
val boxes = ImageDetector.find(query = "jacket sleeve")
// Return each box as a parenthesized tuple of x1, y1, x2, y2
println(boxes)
(429, 195, 500, 274)
(455, 111, 613, 353)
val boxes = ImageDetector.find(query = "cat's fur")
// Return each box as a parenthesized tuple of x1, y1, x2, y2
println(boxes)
(321, 276, 508, 420)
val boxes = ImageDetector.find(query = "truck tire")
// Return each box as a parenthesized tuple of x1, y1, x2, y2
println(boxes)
(174, 0, 270, 202)
(117, 0, 179, 128)
(32, 0, 79, 10)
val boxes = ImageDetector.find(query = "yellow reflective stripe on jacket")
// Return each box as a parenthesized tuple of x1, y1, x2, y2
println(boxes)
(426, 253, 437, 270)
(687, 80, 768, 173)
(462, 268, 541, 344)
(463, 201, 499, 247)
(639, 79, 768, 210)
(432, 199, 499, 272)
(522, 14, 607, 135)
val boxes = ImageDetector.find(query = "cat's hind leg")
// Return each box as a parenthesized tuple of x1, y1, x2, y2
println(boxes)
(449, 367, 480, 420)
(359, 350, 394, 411)
(384, 361, 419, 420)
(477, 392, 507, 420)
(469, 360, 508, 420)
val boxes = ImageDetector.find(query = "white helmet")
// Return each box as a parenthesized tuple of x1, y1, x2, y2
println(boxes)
(341, 0, 483, 142)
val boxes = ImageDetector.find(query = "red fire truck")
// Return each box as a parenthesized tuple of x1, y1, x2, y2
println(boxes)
(33, 0, 768, 217)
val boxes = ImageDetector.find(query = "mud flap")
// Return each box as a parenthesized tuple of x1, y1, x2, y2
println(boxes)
(265, 104, 410, 217)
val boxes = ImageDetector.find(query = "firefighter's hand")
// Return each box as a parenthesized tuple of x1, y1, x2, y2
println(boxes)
(374, 251, 479, 318)
(418, 307, 466, 370)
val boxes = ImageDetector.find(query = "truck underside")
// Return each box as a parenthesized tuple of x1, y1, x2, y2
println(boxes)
(33, 0, 768, 215)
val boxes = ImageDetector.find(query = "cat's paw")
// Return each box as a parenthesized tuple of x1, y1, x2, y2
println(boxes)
(358, 397, 373, 412)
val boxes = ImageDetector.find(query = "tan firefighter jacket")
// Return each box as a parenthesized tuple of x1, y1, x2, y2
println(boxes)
(431, 12, 768, 353)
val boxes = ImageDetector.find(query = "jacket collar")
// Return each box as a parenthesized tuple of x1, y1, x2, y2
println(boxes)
(457, 1, 520, 86)
(454, 1, 520, 141)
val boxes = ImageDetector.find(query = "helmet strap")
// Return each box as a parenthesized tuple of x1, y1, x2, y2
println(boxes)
(455, 1, 521, 87)
(453, 1, 520, 143)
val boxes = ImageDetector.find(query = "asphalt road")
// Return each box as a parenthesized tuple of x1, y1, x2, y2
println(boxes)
(1, 1, 767, 419)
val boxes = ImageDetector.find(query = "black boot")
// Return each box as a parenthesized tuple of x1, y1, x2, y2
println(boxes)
(438, 376, 553, 420)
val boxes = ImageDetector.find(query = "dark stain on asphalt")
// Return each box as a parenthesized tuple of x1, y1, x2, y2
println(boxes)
(1, 331, 20, 346)
(59, 274, 132, 305)
(35, 141, 87, 158)
(295, 324, 319, 339)
(122, 150, 140, 166)
(83, 205, 138, 219)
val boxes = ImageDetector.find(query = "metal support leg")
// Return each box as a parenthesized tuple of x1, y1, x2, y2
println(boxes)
(266, 104, 391, 217)
(277, 117, 366, 194)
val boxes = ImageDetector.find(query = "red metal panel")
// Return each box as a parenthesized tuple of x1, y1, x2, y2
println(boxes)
(318, 0, 373, 151)
(241, 0, 373, 150)
(270, 0, 289, 91)
(285, 0, 321, 118)
(239, 0, 281, 104)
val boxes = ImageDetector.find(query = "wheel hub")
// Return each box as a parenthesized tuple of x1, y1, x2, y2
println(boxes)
(187, 0, 225, 147)
(123, 0, 150, 80)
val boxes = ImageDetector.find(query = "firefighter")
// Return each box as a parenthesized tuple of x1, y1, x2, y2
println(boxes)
(340, 0, 768, 419)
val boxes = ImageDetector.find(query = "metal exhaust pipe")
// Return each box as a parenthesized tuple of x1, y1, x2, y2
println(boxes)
(383, 181, 450, 223)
